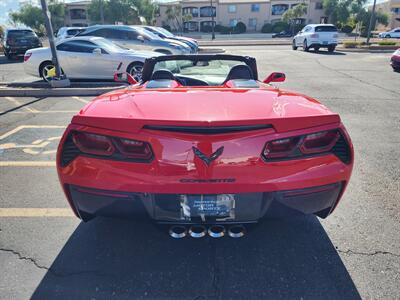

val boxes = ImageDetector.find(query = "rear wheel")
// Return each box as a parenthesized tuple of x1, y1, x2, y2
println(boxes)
(385, 34, 391, 38)
(314, 46, 320, 52)
(126, 61, 144, 82)
(303, 40, 309, 52)
(292, 40, 298, 50)
(328, 45, 336, 53)
(39, 61, 64, 82)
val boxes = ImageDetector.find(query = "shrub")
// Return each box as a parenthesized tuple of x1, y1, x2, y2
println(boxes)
(272, 21, 289, 33)
(201, 25, 212, 32)
(343, 41, 360, 48)
(234, 21, 246, 34)
(214, 24, 224, 32)
(220, 26, 234, 34)
(341, 24, 354, 34)
(261, 23, 273, 33)
(378, 41, 397, 46)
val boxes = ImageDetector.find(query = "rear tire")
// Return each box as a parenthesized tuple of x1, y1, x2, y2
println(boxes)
(292, 40, 298, 50)
(385, 34, 391, 38)
(39, 61, 64, 82)
(328, 45, 336, 53)
(303, 40, 309, 52)
(126, 61, 144, 82)
(314, 46, 320, 52)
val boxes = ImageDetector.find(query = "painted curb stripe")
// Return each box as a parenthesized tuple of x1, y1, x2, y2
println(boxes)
(0, 208, 74, 217)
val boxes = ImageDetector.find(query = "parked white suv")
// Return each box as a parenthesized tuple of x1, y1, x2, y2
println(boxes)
(293, 24, 338, 52)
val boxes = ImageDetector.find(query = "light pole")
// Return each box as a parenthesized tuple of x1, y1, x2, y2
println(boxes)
(366, 0, 377, 45)
(211, 0, 215, 40)
(39, 0, 70, 87)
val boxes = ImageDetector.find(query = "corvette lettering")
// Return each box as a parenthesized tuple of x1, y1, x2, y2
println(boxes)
(179, 178, 236, 183)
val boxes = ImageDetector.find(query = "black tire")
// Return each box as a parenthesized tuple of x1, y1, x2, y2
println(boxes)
(386, 34, 391, 38)
(328, 45, 336, 53)
(303, 40, 309, 52)
(314, 46, 320, 52)
(292, 40, 298, 50)
(393, 68, 400, 73)
(154, 49, 172, 55)
(5, 51, 13, 60)
(39, 61, 64, 82)
(126, 61, 144, 82)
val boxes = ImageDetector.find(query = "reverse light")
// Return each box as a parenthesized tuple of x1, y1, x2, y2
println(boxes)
(262, 130, 349, 162)
(114, 138, 153, 160)
(72, 132, 115, 156)
(24, 52, 32, 62)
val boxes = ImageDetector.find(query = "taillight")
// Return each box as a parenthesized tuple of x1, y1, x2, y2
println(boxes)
(72, 132, 115, 156)
(310, 33, 319, 38)
(262, 129, 349, 162)
(24, 52, 32, 62)
(114, 138, 153, 160)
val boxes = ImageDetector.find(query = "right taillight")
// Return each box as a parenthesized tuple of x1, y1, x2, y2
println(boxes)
(262, 129, 350, 163)
(72, 132, 115, 156)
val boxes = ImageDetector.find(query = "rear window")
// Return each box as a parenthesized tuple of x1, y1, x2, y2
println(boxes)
(315, 26, 337, 32)
(66, 29, 84, 36)
(8, 30, 36, 38)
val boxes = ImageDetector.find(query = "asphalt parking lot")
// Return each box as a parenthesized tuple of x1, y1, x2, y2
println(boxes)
(0, 45, 399, 299)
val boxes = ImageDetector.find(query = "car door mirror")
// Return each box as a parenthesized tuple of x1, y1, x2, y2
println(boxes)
(92, 48, 102, 55)
(137, 35, 145, 43)
(114, 71, 138, 85)
(263, 72, 286, 84)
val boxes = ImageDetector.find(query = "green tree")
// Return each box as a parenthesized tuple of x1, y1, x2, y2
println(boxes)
(354, 9, 388, 36)
(283, 3, 307, 33)
(322, 0, 367, 25)
(0, 25, 4, 39)
(165, 4, 192, 32)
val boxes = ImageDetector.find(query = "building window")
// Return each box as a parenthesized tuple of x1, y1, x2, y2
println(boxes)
(182, 7, 199, 17)
(251, 4, 260, 12)
(229, 19, 238, 27)
(200, 6, 216, 17)
(391, 7, 400, 14)
(315, 2, 323, 9)
(184, 21, 199, 32)
(70, 8, 86, 20)
(271, 4, 289, 15)
(248, 18, 257, 28)
(228, 5, 236, 13)
(200, 21, 216, 32)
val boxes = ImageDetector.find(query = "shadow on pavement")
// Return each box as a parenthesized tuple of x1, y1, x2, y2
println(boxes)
(31, 216, 361, 300)
(307, 50, 346, 56)
(0, 55, 23, 64)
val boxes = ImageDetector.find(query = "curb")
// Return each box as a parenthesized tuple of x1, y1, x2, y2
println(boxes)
(336, 48, 396, 53)
(0, 86, 124, 97)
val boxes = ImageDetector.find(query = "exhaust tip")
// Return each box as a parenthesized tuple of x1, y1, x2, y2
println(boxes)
(228, 225, 246, 238)
(208, 225, 226, 238)
(189, 225, 207, 238)
(169, 225, 187, 239)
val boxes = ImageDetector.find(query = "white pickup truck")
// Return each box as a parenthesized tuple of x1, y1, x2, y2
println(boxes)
(293, 24, 339, 53)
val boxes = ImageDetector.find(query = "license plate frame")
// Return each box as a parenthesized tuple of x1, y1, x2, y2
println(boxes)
(180, 194, 235, 218)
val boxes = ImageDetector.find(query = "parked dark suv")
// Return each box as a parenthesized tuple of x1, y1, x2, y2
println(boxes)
(2, 28, 42, 59)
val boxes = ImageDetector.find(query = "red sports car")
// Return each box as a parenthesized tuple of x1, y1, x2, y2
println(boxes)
(57, 55, 354, 238)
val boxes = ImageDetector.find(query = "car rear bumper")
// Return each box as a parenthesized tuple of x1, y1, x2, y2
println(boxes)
(66, 182, 345, 222)
(309, 42, 337, 48)
(5, 45, 40, 55)
(391, 57, 400, 69)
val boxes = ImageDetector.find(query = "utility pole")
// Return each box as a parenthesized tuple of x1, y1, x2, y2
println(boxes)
(39, 0, 70, 87)
(100, 0, 105, 24)
(211, 0, 215, 40)
(366, 0, 377, 45)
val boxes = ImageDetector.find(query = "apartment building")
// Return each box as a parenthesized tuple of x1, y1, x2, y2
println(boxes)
(64, 0, 91, 27)
(373, 0, 400, 29)
(156, 0, 328, 32)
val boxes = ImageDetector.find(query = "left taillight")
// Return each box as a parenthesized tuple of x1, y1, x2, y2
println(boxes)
(60, 131, 154, 166)
(24, 52, 32, 62)
(262, 129, 349, 163)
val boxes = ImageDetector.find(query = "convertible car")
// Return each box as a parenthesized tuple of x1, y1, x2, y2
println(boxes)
(57, 54, 354, 238)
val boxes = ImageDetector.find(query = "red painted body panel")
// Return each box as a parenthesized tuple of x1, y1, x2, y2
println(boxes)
(57, 84, 354, 220)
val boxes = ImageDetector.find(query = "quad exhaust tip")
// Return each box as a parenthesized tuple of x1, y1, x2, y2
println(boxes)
(227, 225, 246, 238)
(169, 225, 187, 239)
(208, 225, 226, 238)
(189, 225, 207, 238)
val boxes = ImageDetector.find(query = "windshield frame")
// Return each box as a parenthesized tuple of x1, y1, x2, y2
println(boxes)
(141, 54, 258, 82)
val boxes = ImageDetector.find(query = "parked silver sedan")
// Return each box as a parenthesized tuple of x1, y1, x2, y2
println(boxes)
(23, 36, 163, 82)
(77, 25, 192, 54)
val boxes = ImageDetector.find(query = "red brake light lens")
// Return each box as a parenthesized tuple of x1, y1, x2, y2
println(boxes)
(72, 132, 115, 156)
(24, 52, 32, 62)
(114, 138, 153, 160)
(263, 137, 301, 159)
(300, 130, 340, 154)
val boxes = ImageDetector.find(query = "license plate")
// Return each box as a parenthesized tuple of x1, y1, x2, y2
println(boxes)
(181, 194, 235, 217)
(323, 41, 328, 45)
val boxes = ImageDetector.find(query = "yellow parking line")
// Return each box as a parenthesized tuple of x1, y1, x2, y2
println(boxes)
(0, 125, 65, 140)
(5, 97, 40, 113)
(0, 161, 56, 167)
(72, 96, 89, 104)
(0, 208, 74, 217)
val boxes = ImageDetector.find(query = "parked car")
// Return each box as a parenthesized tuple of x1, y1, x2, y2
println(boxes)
(272, 31, 293, 38)
(56, 54, 354, 236)
(391, 48, 400, 72)
(379, 28, 400, 38)
(56, 27, 86, 41)
(292, 24, 338, 52)
(141, 26, 199, 52)
(78, 25, 192, 54)
(2, 28, 42, 59)
(23, 36, 162, 82)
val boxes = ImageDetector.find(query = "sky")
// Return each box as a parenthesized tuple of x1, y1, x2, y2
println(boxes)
(0, 0, 384, 27)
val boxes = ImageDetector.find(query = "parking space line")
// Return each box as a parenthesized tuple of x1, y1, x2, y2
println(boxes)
(0, 161, 56, 167)
(0, 208, 74, 217)
(72, 96, 89, 104)
(5, 97, 40, 113)
(0, 125, 65, 140)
